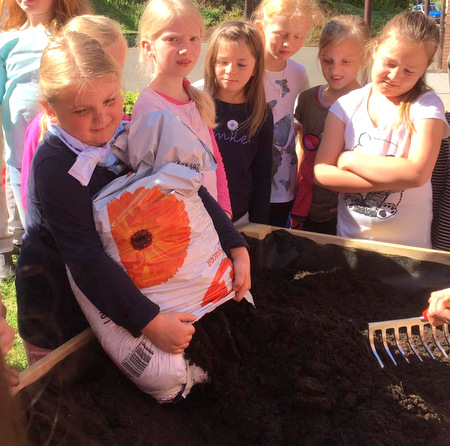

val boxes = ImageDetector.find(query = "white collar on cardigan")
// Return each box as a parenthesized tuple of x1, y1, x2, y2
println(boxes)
(48, 122, 124, 186)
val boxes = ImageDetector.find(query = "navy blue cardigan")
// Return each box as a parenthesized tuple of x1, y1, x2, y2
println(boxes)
(17, 132, 248, 349)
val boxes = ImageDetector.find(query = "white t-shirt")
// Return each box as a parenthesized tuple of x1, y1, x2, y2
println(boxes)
(264, 59, 309, 203)
(330, 83, 450, 248)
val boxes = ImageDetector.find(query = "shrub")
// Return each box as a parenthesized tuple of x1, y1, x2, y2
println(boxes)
(322, 0, 396, 36)
(122, 90, 140, 116)
(201, 7, 223, 27)
(90, 0, 145, 33)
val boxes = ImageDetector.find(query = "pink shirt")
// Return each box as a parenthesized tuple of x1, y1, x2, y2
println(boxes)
(21, 111, 43, 211)
(132, 86, 231, 216)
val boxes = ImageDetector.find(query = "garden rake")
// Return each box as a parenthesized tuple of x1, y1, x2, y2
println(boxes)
(368, 303, 450, 368)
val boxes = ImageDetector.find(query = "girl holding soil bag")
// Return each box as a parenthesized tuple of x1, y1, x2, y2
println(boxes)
(314, 12, 450, 248)
(17, 14, 129, 366)
(20, 14, 130, 212)
(16, 24, 250, 402)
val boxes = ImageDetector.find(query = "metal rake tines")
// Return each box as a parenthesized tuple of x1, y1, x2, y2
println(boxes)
(368, 317, 450, 368)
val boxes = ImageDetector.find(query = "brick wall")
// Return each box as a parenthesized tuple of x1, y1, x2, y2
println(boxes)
(442, 1, 449, 71)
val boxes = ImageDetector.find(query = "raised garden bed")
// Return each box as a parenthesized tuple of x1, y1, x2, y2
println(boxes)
(19, 228, 450, 446)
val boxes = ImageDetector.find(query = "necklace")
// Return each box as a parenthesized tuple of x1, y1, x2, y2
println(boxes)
(265, 67, 288, 98)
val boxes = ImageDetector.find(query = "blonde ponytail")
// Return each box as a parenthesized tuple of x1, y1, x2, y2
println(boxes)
(185, 83, 216, 128)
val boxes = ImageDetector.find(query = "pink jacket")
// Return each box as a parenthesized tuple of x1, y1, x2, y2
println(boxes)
(21, 112, 43, 211)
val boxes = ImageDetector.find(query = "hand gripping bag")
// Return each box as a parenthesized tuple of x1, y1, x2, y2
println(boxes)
(69, 110, 247, 402)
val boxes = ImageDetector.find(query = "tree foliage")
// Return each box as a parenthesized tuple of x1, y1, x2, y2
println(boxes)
(90, 0, 405, 38)
(90, 0, 146, 32)
(200, 0, 245, 12)
(327, 0, 410, 12)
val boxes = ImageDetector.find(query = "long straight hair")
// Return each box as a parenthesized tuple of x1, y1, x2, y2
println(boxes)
(204, 21, 267, 138)
(374, 11, 440, 134)
(0, 0, 93, 33)
(138, 0, 216, 128)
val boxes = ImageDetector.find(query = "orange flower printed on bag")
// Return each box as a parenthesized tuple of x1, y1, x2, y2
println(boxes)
(202, 258, 234, 307)
(107, 186, 191, 288)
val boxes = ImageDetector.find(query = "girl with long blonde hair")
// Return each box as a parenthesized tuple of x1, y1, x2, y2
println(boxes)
(314, 12, 449, 248)
(133, 0, 232, 217)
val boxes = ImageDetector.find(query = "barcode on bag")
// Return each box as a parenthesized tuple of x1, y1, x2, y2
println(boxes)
(121, 338, 153, 378)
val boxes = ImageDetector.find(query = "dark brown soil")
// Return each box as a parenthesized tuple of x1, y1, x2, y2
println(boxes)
(20, 231, 450, 446)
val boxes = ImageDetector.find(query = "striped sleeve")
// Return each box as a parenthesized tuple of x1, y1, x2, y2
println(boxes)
(431, 112, 450, 251)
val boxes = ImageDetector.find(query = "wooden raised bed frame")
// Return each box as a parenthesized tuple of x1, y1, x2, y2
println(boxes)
(13, 223, 450, 395)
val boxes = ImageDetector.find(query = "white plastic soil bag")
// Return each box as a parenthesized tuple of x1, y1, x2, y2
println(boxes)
(113, 109, 219, 199)
(69, 111, 244, 403)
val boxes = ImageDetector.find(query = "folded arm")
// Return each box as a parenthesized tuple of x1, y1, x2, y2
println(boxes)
(337, 118, 443, 189)
(314, 114, 376, 192)
(314, 114, 444, 193)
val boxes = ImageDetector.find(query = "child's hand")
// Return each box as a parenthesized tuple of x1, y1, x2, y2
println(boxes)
(4, 363, 19, 388)
(427, 289, 450, 326)
(0, 293, 6, 319)
(142, 312, 196, 354)
(0, 306, 19, 388)
(0, 318, 15, 358)
(229, 247, 251, 302)
(290, 215, 304, 230)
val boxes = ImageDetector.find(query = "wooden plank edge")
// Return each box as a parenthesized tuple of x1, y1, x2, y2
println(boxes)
(240, 223, 450, 266)
(12, 328, 94, 397)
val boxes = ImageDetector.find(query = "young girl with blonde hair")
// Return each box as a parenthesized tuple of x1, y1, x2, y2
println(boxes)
(252, 0, 322, 228)
(314, 12, 449, 248)
(203, 21, 273, 226)
(16, 23, 250, 402)
(21, 14, 128, 211)
(132, 0, 232, 217)
(291, 15, 370, 234)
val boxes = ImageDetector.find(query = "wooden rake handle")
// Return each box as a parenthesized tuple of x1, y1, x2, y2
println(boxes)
(11, 328, 94, 397)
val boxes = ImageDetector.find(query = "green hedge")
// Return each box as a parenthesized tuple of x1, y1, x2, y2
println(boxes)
(90, 0, 145, 33)
(91, 0, 400, 40)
